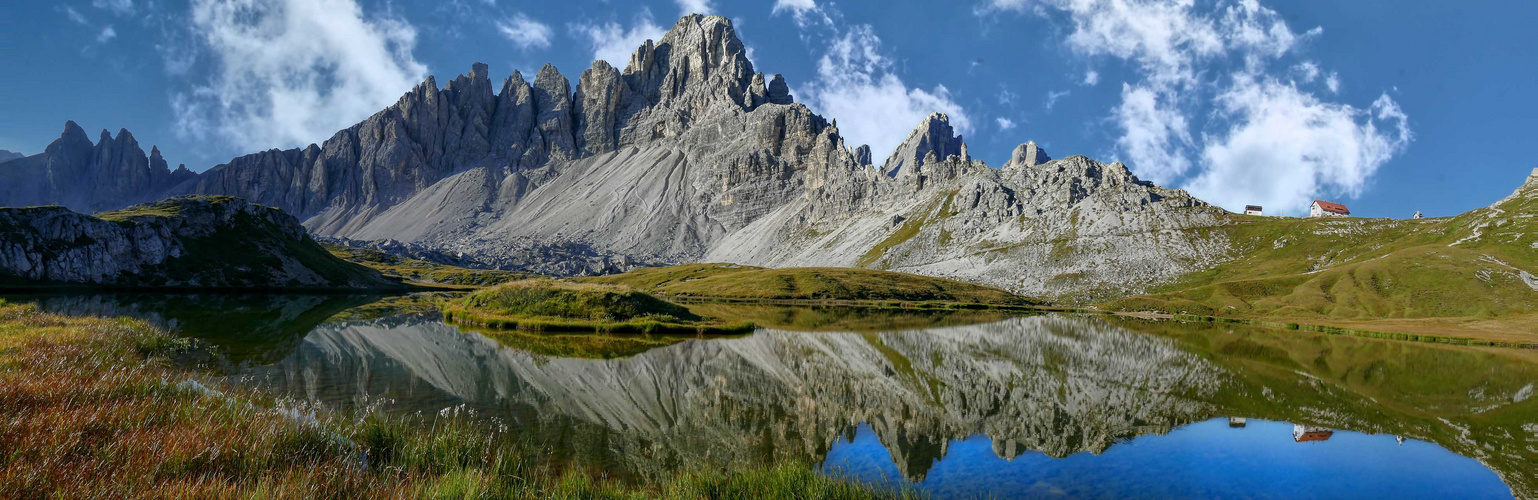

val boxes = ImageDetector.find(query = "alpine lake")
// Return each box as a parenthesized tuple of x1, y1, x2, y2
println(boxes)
(9, 292, 1534, 499)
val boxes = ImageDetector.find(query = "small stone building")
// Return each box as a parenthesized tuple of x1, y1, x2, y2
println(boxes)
(1309, 200, 1350, 218)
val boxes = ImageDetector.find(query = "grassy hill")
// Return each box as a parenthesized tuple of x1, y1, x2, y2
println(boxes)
(443, 279, 753, 334)
(1107, 169, 1538, 340)
(578, 263, 1040, 307)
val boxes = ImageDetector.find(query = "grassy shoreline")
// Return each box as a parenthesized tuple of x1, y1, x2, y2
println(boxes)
(1108, 310, 1538, 349)
(0, 298, 908, 498)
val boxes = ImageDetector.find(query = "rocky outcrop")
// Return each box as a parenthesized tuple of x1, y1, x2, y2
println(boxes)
(0, 196, 394, 289)
(880, 112, 967, 178)
(1006, 141, 1050, 168)
(0, 15, 1237, 301)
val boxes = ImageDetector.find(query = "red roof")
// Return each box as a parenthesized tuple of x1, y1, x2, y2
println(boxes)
(1312, 200, 1350, 214)
(1294, 430, 1334, 443)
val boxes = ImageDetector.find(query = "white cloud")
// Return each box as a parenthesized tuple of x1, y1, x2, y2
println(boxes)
(172, 0, 428, 152)
(997, 87, 1019, 105)
(572, 12, 668, 68)
(1114, 83, 1192, 183)
(92, 0, 135, 16)
(771, 0, 828, 28)
(1044, 90, 1070, 111)
(984, 0, 1408, 214)
(1189, 76, 1410, 214)
(997, 117, 1016, 131)
(63, 6, 90, 25)
(799, 24, 973, 161)
(496, 13, 552, 50)
(677, 0, 715, 15)
(1292, 61, 1320, 82)
(1083, 69, 1100, 86)
(96, 25, 117, 44)
(772, 0, 817, 16)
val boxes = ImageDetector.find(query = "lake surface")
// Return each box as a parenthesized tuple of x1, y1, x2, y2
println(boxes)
(11, 293, 1536, 499)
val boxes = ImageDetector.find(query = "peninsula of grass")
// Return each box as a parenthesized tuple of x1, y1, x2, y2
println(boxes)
(442, 279, 755, 334)
(0, 298, 909, 498)
(578, 263, 1042, 309)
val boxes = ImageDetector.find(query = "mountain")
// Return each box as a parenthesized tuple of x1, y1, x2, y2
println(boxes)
(0, 195, 397, 289)
(0, 15, 1388, 302)
(0, 150, 22, 163)
(0, 123, 195, 213)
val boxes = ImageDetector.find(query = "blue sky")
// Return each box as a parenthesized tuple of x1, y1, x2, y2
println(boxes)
(0, 0, 1533, 217)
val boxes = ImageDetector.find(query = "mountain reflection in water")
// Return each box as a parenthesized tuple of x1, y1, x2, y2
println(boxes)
(13, 294, 1535, 499)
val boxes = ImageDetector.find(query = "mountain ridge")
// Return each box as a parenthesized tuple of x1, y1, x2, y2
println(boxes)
(7, 14, 1520, 304)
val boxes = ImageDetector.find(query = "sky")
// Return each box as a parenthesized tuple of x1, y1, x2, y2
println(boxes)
(0, 0, 1534, 218)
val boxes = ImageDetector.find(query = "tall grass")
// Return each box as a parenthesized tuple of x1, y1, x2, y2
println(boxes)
(0, 301, 906, 498)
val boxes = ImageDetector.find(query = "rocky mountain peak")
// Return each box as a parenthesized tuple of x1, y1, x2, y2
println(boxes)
(853, 145, 873, 167)
(52, 121, 94, 153)
(623, 14, 754, 112)
(880, 112, 965, 178)
(1006, 141, 1051, 168)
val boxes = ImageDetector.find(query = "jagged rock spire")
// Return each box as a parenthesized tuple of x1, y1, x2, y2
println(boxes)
(1006, 141, 1050, 168)
(880, 112, 966, 178)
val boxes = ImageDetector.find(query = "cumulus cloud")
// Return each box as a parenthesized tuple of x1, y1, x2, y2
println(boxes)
(677, 0, 715, 15)
(96, 25, 117, 44)
(983, 0, 1410, 214)
(496, 13, 552, 50)
(1114, 84, 1192, 182)
(799, 24, 973, 161)
(171, 0, 428, 152)
(1083, 69, 1099, 85)
(997, 117, 1017, 131)
(572, 12, 668, 68)
(1189, 76, 1410, 213)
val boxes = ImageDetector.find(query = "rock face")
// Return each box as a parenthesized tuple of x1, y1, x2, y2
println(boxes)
(0, 15, 1235, 301)
(0, 196, 394, 289)
(880, 112, 967, 177)
(1006, 141, 1050, 168)
(0, 123, 195, 213)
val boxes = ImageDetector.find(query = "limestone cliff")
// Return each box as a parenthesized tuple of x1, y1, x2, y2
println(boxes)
(0, 196, 395, 289)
